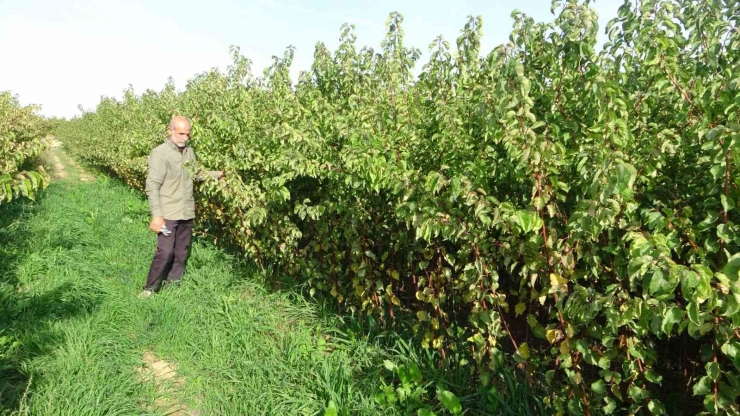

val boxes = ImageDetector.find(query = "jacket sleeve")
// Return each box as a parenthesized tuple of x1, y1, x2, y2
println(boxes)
(191, 149, 221, 182)
(194, 169, 222, 182)
(204, 170, 222, 180)
(145, 150, 166, 218)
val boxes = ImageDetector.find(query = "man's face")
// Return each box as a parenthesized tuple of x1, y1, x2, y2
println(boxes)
(168, 121, 191, 148)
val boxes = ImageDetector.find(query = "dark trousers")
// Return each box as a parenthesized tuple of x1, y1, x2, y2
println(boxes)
(144, 219, 193, 291)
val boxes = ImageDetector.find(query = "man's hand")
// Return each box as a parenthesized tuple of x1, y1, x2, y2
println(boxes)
(217, 170, 225, 179)
(149, 216, 165, 233)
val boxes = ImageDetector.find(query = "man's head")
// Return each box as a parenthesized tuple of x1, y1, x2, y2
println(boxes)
(168, 116, 191, 148)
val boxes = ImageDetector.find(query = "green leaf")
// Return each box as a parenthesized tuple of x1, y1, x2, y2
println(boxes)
(647, 269, 678, 297)
(721, 194, 734, 212)
(645, 370, 662, 384)
(515, 61, 524, 77)
(710, 165, 725, 181)
(688, 265, 713, 301)
(520, 77, 531, 96)
(648, 399, 666, 415)
(721, 341, 739, 360)
(629, 385, 648, 401)
(603, 397, 617, 414)
(605, 163, 637, 198)
(437, 390, 462, 414)
(515, 302, 527, 316)
(717, 224, 734, 242)
(722, 293, 740, 317)
(518, 342, 530, 359)
(324, 400, 338, 416)
(688, 302, 703, 325)
(661, 306, 683, 334)
(398, 365, 410, 384)
(723, 253, 740, 282)
(514, 210, 543, 233)
(706, 361, 721, 381)
(591, 379, 607, 394)
(693, 376, 712, 396)
(409, 362, 422, 383)
(418, 409, 437, 416)
(703, 395, 719, 414)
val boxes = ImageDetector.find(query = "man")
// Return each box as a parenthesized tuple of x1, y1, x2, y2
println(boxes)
(140, 116, 223, 297)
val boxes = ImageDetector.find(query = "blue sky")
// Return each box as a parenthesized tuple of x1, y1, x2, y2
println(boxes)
(0, 0, 623, 119)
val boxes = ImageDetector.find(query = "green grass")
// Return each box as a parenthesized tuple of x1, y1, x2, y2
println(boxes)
(0, 149, 547, 416)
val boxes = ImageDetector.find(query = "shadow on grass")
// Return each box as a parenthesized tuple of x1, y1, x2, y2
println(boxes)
(0, 190, 103, 413)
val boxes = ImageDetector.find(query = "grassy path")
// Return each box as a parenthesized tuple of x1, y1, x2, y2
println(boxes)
(0, 148, 386, 415)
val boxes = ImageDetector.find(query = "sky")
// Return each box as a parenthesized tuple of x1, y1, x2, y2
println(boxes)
(0, 0, 624, 119)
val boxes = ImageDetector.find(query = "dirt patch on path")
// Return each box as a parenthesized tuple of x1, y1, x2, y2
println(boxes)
(136, 351, 199, 416)
(43, 136, 95, 182)
(48, 152, 67, 180)
(44, 136, 67, 180)
(48, 136, 62, 150)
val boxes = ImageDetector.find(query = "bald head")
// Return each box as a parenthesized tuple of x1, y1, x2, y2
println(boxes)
(169, 116, 191, 129)
(167, 116, 191, 148)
